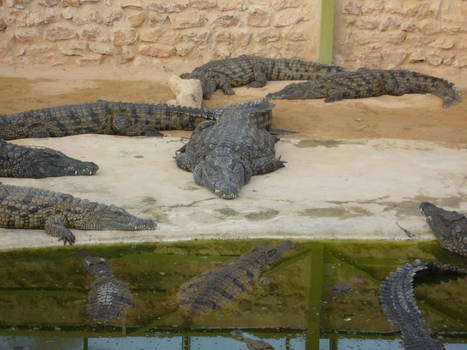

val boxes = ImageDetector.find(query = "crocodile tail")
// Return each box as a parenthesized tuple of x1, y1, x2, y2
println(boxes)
(435, 81, 462, 108)
(262, 57, 347, 81)
(395, 71, 462, 108)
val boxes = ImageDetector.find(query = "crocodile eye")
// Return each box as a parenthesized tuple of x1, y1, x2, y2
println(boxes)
(209, 143, 215, 149)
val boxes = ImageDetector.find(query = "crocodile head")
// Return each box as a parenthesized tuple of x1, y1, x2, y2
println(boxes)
(73, 203, 156, 231)
(267, 81, 326, 100)
(249, 241, 294, 269)
(25, 146, 99, 178)
(193, 150, 252, 200)
(419, 202, 467, 256)
(83, 256, 113, 277)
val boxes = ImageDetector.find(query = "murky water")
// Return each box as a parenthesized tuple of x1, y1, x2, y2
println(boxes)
(0, 240, 465, 349)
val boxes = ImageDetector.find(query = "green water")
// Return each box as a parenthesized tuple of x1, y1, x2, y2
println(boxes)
(0, 240, 465, 349)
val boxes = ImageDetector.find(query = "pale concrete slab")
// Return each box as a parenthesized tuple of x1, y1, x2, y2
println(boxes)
(0, 135, 466, 250)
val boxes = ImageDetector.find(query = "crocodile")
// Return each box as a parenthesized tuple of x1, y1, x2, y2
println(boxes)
(177, 240, 293, 314)
(0, 183, 156, 245)
(0, 99, 279, 140)
(75, 249, 133, 323)
(379, 260, 467, 350)
(267, 68, 462, 108)
(175, 99, 284, 199)
(419, 202, 467, 257)
(180, 55, 347, 99)
(1, 139, 98, 178)
(232, 331, 275, 350)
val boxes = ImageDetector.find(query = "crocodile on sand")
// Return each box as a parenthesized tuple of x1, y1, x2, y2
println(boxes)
(177, 241, 293, 314)
(0, 100, 277, 140)
(1, 139, 98, 178)
(419, 202, 467, 257)
(175, 99, 284, 199)
(267, 68, 462, 108)
(76, 249, 133, 323)
(180, 55, 347, 99)
(379, 260, 467, 350)
(232, 331, 275, 350)
(0, 183, 156, 245)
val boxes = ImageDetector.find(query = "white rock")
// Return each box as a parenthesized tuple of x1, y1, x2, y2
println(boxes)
(168, 75, 203, 109)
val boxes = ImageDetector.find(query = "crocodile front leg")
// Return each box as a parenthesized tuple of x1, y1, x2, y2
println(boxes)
(247, 62, 268, 88)
(112, 115, 163, 136)
(44, 215, 76, 245)
(218, 76, 235, 96)
(253, 156, 286, 175)
(175, 152, 194, 172)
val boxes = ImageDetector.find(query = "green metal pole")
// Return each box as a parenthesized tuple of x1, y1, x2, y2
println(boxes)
(319, 0, 335, 65)
(306, 243, 324, 350)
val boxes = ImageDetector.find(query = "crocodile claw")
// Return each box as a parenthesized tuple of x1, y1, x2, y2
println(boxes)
(58, 229, 76, 246)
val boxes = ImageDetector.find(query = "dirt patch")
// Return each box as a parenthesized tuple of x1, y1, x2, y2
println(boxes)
(0, 66, 466, 145)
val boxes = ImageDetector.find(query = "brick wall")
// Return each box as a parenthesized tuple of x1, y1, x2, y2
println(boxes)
(334, 0, 467, 81)
(0, 0, 321, 67)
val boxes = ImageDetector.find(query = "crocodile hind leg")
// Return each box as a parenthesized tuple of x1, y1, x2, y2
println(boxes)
(247, 62, 268, 88)
(29, 126, 53, 138)
(45, 215, 76, 245)
(253, 156, 286, 175)
(324, 90, 345, 103)
(112, 115, 163, 136)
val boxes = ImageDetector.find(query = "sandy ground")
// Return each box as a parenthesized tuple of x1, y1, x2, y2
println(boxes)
(0, 63, 466, 249)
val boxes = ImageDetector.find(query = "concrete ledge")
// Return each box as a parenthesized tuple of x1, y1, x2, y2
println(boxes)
(0, 135, 466, 250)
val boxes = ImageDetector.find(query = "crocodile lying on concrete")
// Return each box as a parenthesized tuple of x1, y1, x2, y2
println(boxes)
(0, 183, 156, 245)
(232, 331, 275, 350)
(0, 99, 278, 140)
(177, 241, 293, 314)
(1, 139, 98, 178)
(380, 260, 467, 350)
(267, 68, 462, 108)
(419, 202, 467, 257)
(175, 99, 284, 199)
(76, 250, 133, 323)
(180, 55, 347, 99)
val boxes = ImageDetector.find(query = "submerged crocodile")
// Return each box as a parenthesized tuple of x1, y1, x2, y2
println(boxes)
(180, 55, 347, 99)
(77, 250, 133, 323)
(177, 241, 293, 314)
(267, 68, 462, 108)
(380, 260, 467, 350)
(0, 139, 98, 178)
(419, 202, 467, 257)
(175, 99, 284, 199)
(0, 183, 156, 245)
(0, 100, 277, 140)
(232, 331, 275, 350)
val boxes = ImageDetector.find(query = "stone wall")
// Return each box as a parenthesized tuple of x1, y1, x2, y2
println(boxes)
(0, 0, 321, 67)
(334, 0, 467, 80)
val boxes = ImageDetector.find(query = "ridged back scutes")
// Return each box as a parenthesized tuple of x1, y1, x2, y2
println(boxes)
(177, 242, 292, 314)
(378, 261, 467, 350)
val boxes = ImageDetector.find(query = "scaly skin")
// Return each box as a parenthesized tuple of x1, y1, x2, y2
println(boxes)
(379, 260, 467, 350)
(177, 241, 293, 314)
(0, 99, 277, 140)
(232, 331, 275, 350)
(175, 99, 284, 199)
(0, 139, 98, 178)
(0, 100, 210, 140)
(180, 55, 347, 99)
(419, 202, 467, 257)
(77, 250, 133, 323)
(267, 68, 462, 108)
(0, 183, 156, 245)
